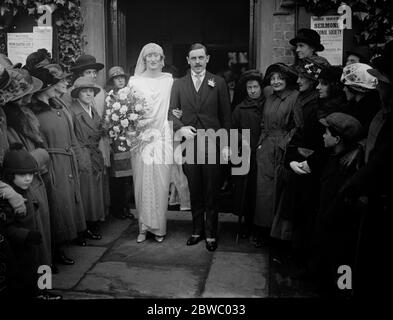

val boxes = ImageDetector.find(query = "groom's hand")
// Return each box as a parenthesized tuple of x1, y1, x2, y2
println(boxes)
(178, 126, 197, 140)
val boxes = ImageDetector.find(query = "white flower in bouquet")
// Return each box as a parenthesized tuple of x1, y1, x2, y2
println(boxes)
(119, 91, 128, 100)
(113, 102, 121, 110)
(111, 113, 119, 121)
(119, 105, 128, 114)
(119, 136, 126, 141)
(113, 125, 120, 133)
(128, 113, 138, 121)
(134, 103, 143, 112)
(120, 119, 129, 128)
(109, 130, 116, 138)
(105, 95, 112, 103)
(106, 109, 111, 115)
(105, 115, 110, 122)
(118, 146, 127, 152)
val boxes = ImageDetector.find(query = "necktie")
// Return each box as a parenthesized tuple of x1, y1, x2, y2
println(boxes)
(195, 74, 202, 92)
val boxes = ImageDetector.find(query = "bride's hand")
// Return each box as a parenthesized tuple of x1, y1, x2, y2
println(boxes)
(172, 108, 183, 119)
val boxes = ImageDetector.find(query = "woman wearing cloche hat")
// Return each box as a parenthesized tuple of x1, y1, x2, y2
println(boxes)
(254, 62, 299, 246)
(70, 54, 111, 215)
(341, 62, 380, 134)
(69, 76, 106, 242)
(29, 67, 87, 266)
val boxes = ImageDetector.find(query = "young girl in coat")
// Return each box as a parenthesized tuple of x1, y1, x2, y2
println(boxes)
(1, 143, 61, 299)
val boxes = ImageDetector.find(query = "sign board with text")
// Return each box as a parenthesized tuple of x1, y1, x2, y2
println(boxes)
(6, 26, 52, 65)
(311, 15, 343, 65)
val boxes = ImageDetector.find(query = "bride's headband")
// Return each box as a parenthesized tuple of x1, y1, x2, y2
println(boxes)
(135, 43, 165, 76)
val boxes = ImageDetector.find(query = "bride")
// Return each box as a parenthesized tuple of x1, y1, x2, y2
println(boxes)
(128, 43, 173, 243)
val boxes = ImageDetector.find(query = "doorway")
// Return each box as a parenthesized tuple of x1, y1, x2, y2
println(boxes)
(108, 0, 252, 80)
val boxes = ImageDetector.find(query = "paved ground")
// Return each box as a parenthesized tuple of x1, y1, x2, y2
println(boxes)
(52, 210, 318, 299)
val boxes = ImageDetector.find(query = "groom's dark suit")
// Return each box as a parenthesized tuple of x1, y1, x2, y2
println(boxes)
(169, 70, 231, 239)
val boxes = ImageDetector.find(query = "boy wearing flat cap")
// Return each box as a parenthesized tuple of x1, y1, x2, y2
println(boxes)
(307, 112, 363, 296)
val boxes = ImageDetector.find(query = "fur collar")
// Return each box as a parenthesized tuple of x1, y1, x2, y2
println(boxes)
(3, 102, 44, 147)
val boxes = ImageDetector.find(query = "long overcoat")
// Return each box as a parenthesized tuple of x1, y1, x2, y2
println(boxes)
(69, 99, 105, 223)
(31, 99, 86, 243)
(4, 102, 52, 265)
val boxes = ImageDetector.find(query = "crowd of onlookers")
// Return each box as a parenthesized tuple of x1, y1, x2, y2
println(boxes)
(1, 27, 392, 299)
(1, 49, 136, 299)
(231, 29, 392, 297)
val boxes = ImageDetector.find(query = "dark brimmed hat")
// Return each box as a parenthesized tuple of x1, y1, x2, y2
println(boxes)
(0, 66, 11, 90)
(319, 112, 363, 143)
(264, 63, 298, 85)
(29, 68, 61, 93)
(70, 54, 104, 74)
(7, 69, 43, 101)
(318, 65, 343, 83)
(0, 53, 22, 69)
(44, 63, 72, 80)
(71, 76, 101, 98)
(239, 69, 264, 86)
(346, 46, 371, 63)
(295, 56, 330, 81)
(23, 48, 52, 72)
(367, 40, 393, 84)
(2, 143, 38, 175)
(106, 66, 129, 86)
(290, 28, 324, 52)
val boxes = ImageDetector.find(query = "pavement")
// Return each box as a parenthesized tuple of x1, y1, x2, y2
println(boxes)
(52, 210, 318, 299)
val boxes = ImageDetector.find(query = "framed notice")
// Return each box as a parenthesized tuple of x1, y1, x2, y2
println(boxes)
(6, 32, 34, 65)
(311, 15, 343, 65)
(6, 27, 52, 66)
(33, 26, 53, 53)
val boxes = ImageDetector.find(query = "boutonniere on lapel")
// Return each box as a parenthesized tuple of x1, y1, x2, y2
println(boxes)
(208, 78, 216, 88)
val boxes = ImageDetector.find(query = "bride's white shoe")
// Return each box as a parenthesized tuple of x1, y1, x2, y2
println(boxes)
(137, 233, 146, 243)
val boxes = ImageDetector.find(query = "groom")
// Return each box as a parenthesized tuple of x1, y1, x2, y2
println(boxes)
(169, 43, 231, 251)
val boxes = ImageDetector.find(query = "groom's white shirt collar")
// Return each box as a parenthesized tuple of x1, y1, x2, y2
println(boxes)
(191, 70, 206, 87)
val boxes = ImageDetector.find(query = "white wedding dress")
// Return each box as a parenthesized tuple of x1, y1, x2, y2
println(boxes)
(127, 72, 173, 236)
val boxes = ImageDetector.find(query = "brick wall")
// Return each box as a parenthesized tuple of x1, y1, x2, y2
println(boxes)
(272, 13, 295, 65)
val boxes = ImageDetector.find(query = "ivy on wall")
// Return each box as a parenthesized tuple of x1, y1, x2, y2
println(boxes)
(0, 0, 86, 69)
(300, 0, 393, 45)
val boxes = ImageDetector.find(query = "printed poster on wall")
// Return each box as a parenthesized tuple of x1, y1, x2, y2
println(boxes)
(311, 15, 343, 65)
(32, 26, 53, 53)
(6, 27, 52, 66)
(6, 33, 34, 65)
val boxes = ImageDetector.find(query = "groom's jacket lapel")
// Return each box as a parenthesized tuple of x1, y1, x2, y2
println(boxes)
(199, 71, 214, 108)
(183, 71, 198, 110)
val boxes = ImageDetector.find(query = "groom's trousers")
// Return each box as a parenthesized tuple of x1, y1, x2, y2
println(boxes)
(182, 137, 222, 239)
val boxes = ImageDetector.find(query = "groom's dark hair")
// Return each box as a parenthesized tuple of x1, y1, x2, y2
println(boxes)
(188, 43, 208, 56)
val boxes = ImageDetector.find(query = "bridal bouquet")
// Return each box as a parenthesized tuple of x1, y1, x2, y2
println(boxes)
(103, 86, 152, 152)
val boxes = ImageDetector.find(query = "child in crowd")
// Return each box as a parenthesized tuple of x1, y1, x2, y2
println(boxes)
(0, 143, 61, 299)
(302, 112, 363, 295)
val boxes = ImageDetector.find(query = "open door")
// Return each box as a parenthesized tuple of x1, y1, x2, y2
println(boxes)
(107, 0, 127, 69)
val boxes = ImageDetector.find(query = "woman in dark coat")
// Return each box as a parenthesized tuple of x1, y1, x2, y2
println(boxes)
(69, 76, 106, 239)
(29, 67, 87, 265)
(3, 68, 52, 268)
(254, 63, 298, 245)
(232, 69, 264, 239)
(272, 58, 323, 247)
(289, 65, 349, 277)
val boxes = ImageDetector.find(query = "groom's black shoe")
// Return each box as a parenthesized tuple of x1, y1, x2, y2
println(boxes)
(206, 240, 217, 252)
(186, 235, 204, 246)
